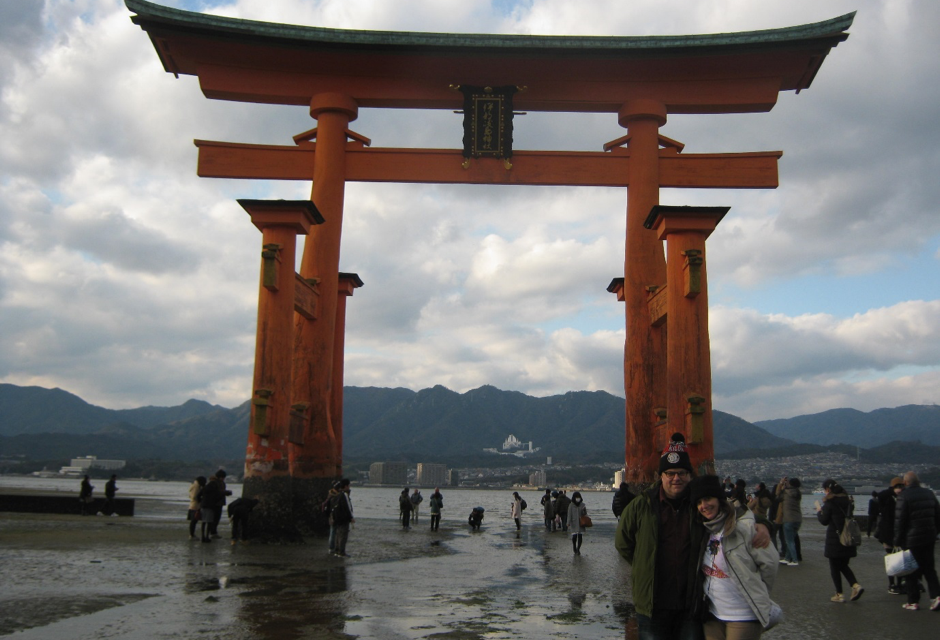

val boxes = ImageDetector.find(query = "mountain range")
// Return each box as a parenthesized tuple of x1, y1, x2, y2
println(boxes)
(1, 383, 939, 464)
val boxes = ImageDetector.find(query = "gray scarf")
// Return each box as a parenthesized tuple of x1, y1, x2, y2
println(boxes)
(703, 510, 728, 535)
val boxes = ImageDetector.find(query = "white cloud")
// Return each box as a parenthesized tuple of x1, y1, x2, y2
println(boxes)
(0, 0, 938, 429)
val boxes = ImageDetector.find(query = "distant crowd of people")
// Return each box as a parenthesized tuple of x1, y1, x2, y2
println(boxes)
(186, 469, 238, 543)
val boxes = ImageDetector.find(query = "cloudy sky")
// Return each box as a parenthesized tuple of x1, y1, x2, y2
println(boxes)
(1, 0, 938, 423)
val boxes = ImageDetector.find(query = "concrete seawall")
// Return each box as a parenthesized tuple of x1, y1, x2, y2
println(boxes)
(0, 493, 135, 516)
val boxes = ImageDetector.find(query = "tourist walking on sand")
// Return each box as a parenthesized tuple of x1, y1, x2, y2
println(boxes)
(188, 476, 206, 539)
(692, 475, 782, 639)
(399, 488, 413, 529)
(410, 488, 423, 524)
(556, 490, 571, 532)
(894, 471, 940, 611)
(541, 488, 554, 531)
(429, 488, 443, 531)
(777, 477, 802, 566)
(511, 492, 524, 533)
(104, 474, 118, 516)
(567, 491, 587, 554)
(875, 477, 905, 595)
(331, 478, 354, 557)
(815, 478, 864, 603)
(79, 475, 95, 516)
(211, 469, 232, 539)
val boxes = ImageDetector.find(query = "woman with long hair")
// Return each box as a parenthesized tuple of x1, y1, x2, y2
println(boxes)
(815, 478, 864, 603)
(692, 475, 781, 639)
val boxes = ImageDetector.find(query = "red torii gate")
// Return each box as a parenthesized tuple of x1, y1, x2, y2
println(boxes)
(127, 0, 853, 536)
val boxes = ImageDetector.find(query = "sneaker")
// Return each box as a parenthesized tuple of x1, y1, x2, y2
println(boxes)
(931, 597, 940, 611)
(830, 593, 844, 603)
(888, 586, 902, 595)
(850, 584, 864, 601)
(779, 559, 788, 565)
(902, 603, 919, 611)
(786, 561, 799, 566)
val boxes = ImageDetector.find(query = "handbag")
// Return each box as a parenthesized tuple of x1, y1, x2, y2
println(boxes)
(579, 514, 593, 528)
(885, 548, 919, 577)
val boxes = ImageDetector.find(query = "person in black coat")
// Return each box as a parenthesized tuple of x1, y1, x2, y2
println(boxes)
(875, 477, 905, 594)
(816, 478, 863, 603)
(227, 497, 259, 544)
(199, 475, 225, 543)
(331, 479, 354, 557)
(894, 471, 940, 610)
(611, 482, 635, 519)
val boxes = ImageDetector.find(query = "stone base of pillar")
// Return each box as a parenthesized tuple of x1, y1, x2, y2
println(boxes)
(242, 476, 304, 543)
(291, 476, 334, 537)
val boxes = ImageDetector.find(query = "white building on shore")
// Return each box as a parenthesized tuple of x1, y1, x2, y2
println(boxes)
(59, 455, 126, 475)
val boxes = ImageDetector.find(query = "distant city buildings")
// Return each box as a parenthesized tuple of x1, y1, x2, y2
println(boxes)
(447, 469, 460, 487)
(59, 455, 125, 475)
(416, 463, 447, 487)
(369, 462, 407, 486)
(529, 469, 547, 487)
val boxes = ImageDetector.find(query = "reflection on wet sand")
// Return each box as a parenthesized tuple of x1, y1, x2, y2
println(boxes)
(2, 509, 939, 639)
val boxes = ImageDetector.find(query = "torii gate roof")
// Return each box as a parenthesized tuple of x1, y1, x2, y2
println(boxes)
(126, 0, 854, 114)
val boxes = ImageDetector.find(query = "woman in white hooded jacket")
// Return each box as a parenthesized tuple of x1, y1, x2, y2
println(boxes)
(691, 475, 782, 639)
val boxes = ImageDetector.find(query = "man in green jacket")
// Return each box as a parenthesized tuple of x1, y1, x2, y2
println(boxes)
(615, 434, 770, 640)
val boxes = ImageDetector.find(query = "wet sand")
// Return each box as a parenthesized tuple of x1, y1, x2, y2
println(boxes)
(1, 510, 938, 639)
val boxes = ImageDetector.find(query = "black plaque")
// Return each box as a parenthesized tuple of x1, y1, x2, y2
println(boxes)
(459, 85, 517, 160)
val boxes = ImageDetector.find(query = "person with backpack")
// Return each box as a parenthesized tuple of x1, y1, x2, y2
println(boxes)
(815, 478, 863, 603)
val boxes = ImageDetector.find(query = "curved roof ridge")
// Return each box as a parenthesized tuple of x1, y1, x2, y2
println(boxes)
(125, 0, 854, 51)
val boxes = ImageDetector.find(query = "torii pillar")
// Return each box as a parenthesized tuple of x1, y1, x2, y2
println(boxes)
(644, 205, 728, 474)
(289, 93, 360, 530)
(238, 199, 323, 539)
(619, 100, 669, 484)
(331, 272, 364, 477)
